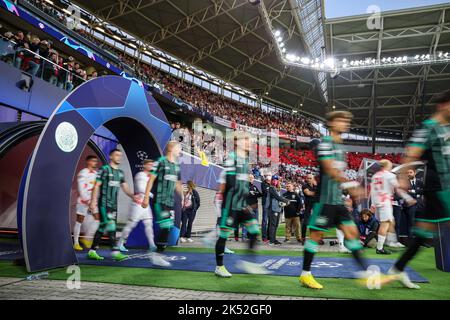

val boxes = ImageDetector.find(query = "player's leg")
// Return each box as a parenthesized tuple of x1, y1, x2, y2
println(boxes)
(376, 221, 391, 254)
(139, 204, 156, 251)
(88, 207, 107, 260)
(81, 212, 100, 249)
(215, 210, 234, 277)
(104, 210, 128, 261)
(73, 211, 85, 251)
(339, 223, 368, 270)
(236, 216, 271, 275)
(117, 204, 141, 252)
(300, 229, 324, 289)
(388, 221, 435, 289)
(336, 228, 350, 253)
(386, 221, 404, 248)
(150, 203, 172, 267)
(376, 206, 392, 254)
(154, 203, 173, 252)
(299, 202, 329, 289)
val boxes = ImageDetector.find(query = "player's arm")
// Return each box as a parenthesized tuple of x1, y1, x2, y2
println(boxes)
(77, 171, 90, 204)
(320, 159, 348, 183)
(121, 182, 135, 199)
(89, 169, 104, 212)
(320, 159, 363, 200)
(142, 174, 156, 208)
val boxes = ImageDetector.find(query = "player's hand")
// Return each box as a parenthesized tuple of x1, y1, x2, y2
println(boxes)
(142, 198, 149, 209)
(348, 186, 364, 203)
(405, 198, 417, 207)
(89, 202, 96, 212)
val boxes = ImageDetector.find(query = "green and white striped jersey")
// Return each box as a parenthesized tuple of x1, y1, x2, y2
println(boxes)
(317, 136, 346, 205)
(151, 156, 181, 207)
(96, 165, 125, 210)
(222, 152, 250, 213)
(408, 118, 450, 191)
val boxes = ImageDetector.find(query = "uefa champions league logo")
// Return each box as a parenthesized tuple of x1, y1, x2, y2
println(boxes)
(136, 150, 148, 161)
(55, 122, 78, 153)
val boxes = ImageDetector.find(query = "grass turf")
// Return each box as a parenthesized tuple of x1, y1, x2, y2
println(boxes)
(1, 245, 449, 300)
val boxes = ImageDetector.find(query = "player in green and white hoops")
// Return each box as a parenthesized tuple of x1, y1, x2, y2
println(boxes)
(88, 149, 136, 261)
(214, 134, 270, 278)
(300, 111, 388, 289)
(142, 141, 183, 267)
(388, 89, 450, 289)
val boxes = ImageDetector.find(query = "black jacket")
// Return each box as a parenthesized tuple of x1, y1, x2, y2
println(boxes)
(185, 189, 200, 212)
(283, 191, 302, 218)
(407, 178, 424, 199)
(247, 183, 262, 207)
(261, 180, 271, 206)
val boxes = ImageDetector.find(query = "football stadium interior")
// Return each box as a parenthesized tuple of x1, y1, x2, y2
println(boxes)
(0, 0, 450, 301)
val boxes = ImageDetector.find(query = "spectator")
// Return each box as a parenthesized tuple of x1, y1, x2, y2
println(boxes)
(358, 209, 379, 248)
(301, 174, 318, 244)
(283, 183, 302, 243)
(180, 181, 200, 243)
(235, 174, 262, 241)
(403, 168, 424, 243)
(260, 173, 272, 243)
(267, 175, 289, 245)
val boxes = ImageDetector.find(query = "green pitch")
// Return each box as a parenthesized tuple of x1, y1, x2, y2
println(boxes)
(1, 246, 449, 300)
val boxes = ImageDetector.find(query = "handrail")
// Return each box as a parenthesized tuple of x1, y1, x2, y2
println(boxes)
(1, 34, 86, 83)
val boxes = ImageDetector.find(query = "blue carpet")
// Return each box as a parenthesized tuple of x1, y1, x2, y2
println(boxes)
(77, 249, 428, 282)
(0, 242, 428, 282)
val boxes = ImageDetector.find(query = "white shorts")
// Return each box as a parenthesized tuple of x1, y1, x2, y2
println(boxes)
(76, 203, 98, 216)
(375, 204, 394, 222)
(129, 202, 153, 222)
(76, 203, 89, 216)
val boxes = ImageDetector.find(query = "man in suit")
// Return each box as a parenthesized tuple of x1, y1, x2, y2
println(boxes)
(403, 169, 424, 240)
(261, 173, 272, 243)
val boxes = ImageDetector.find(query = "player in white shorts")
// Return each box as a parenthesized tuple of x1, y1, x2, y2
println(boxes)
(117, 159, 156, 253)
(370, 159, 416, 254)
(73, 155, 100, 251)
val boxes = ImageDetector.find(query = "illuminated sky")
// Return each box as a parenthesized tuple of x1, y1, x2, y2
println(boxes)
(325, 0, 450, 19)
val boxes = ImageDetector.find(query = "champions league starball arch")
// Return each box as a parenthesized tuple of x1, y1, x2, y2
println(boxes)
(18, 76, 172, 272)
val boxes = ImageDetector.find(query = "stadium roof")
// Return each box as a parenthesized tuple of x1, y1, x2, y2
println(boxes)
(72, 0, 450, 135)
(326, 2, 450, 135)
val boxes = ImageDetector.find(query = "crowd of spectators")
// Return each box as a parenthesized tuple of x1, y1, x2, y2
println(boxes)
(0, 23, 96, 91)
(170, 121, 402, 188)
(23, 0, 322, 139)
(9, 0, 401, 186)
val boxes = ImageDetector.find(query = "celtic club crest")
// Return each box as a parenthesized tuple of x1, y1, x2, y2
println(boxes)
(55, 122, 78, 153)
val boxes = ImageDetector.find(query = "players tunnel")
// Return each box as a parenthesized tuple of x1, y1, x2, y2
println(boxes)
(18, 76, 172, 272)
(0, 121, 108, 235)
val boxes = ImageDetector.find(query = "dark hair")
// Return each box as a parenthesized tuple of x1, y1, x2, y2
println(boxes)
(432, 89, 450, 104)
(109, 148, 121, 155)
(85, 155, 98, 161)
(360, 208, 373, 218)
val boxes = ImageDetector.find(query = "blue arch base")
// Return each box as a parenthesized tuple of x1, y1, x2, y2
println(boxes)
(19, 76, 172, 272)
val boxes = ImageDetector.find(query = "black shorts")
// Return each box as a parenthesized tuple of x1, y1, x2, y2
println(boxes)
(219, 209, 256, 230)
(415, 191, 450, 223)
(308, 203, 355, 231)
